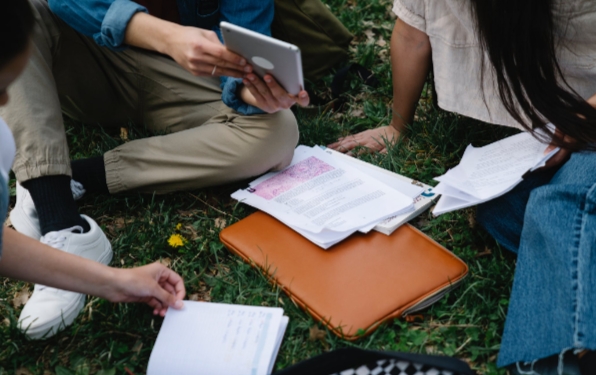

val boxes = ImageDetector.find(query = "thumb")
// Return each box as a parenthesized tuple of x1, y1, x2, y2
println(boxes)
(153, 283, 184, 310)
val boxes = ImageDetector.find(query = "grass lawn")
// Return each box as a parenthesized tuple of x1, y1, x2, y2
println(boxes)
(1, 1, 523, 374)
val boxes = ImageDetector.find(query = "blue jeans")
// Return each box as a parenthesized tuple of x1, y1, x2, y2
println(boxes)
(476, 151, 596, 368)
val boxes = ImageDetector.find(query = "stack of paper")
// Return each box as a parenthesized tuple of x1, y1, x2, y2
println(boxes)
(232, 145, 429, 248)
(147, 302, 288, 375)
(322, 148, 437, 235)
(432, 131, 559, 215)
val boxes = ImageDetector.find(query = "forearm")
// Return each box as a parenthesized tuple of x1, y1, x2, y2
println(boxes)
(0, 228, 116, 299)
(390, 19, 432, 132)
(124, 12, 179, 55)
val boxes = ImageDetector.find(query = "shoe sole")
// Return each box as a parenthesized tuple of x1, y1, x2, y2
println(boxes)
(20, 239, 113, 339)
(19, 293, 86, 340)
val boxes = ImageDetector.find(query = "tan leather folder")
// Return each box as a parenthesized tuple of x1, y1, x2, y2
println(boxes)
(219, 212, 468, 340)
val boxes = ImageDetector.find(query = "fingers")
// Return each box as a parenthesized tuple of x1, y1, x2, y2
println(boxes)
(188, 62, 246, 78)
(242, 74, 305, 113)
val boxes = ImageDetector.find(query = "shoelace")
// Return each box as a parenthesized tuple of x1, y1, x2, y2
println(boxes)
(36, 225, 84, 292)
(70, 180, 86, 200)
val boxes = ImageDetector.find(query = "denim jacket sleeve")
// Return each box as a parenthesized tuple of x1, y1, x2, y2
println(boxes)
(48, 0, 147, 50)
(218, 0, 274, 115)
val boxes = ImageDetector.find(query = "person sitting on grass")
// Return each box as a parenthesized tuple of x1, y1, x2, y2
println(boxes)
(0, 0, 186, 339)
(0, 0, 308, 340)
(329, 0, 596, 373)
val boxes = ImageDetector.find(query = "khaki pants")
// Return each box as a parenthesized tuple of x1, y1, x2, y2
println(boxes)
(1, 0, 299, 194)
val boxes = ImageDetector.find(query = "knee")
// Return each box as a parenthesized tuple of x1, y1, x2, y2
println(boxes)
(254, 109, 299, 169)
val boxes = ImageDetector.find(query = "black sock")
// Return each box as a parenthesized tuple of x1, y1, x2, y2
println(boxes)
(71, 156, 109, 194)
(22, 175, 90, 235)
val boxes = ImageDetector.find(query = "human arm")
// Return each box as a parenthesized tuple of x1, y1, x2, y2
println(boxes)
(328, 18, 431, 154)
(0, 228, 185, 316)
(48, 0, 248, 77)
(542, 93, 596, 168)
(217, 0, 309, 114)
(125, 12, 248, 77)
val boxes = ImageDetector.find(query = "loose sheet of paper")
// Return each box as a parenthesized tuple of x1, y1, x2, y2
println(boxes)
(232, 146, 413, 234)
(147, 302, 286, 375)
(432, 130, 559, 215)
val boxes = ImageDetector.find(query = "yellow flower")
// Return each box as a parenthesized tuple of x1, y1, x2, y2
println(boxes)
(175, 223, 182, 230)
(168, 233, 187, 248)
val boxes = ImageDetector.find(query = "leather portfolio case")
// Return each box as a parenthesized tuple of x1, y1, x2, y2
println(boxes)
(219, 212, 468, 340)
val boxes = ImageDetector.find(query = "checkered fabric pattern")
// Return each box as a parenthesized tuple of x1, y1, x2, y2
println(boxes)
(331, 359, 456, 375)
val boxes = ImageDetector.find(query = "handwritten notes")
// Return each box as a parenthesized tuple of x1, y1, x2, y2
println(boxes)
(147, 302, 288, 375)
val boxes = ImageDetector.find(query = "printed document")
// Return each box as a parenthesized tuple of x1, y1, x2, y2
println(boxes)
(232, 146, 414, 234)
(433, 130, 559, 215)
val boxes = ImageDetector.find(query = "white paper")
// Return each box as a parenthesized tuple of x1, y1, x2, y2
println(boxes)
(432, 130, 559, 216)
(232, 146, 414, 233)
(147, 302, 286, 375)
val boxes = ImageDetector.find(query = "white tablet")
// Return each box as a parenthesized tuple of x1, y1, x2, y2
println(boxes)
(220, 21, 304, 96)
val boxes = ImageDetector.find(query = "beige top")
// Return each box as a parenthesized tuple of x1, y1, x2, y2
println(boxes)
(393, 0, 596, 129)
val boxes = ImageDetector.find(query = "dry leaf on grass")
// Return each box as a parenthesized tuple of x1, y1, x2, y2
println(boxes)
(12, 287, 30, 309)
(15, 368, 33, 375)
(404, 314, 424, 323)
(350, 106, 365, 118)
(364, 29, 376, 44)
(214, 218, 227, 229)
(120, 127, 129, 141)
(376, 36, 387, 48)
(308, 326, 329, 349)
(189, 281, 212, 302)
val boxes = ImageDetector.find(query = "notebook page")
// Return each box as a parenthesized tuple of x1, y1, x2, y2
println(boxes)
(147, 301, 284, 375)
(267, 316, 289, 375)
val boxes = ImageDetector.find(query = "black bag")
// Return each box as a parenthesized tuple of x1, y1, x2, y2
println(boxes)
(274, 348, 477, 375)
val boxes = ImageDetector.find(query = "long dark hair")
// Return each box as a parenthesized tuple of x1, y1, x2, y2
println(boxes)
(472, 0, 596, 150)
(0, 0, 35, 69)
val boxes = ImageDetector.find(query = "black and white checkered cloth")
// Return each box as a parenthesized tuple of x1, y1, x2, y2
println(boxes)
(330, 359, 455, 375)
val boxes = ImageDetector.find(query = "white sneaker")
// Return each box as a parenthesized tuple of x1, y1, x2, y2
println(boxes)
(10, 180, 86, 240)
(18, 215, 112, 339)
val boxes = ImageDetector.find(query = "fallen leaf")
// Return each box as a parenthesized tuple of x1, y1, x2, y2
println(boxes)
(309, 326, 329, 350)
(188, 294, 200, 301)
(468, 211, 476, 228)
(309, 326, 326, 341)
(159, 258, 172, 267)
(2, 318, 9, 326)
(12, 288, 30, 309)
(214, 218, 227, 229)
(120, 127, 129, 141)
(404, 314, 424, 323)
(364, 29, 376, 44)
(350, 107, 365, 118)
(15, 368, 33, 375)
(376, 36, 387, 48)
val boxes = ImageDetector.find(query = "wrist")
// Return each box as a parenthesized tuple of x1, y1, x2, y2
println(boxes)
(96, 267, 123, 302)
(156, 22, 182, 56)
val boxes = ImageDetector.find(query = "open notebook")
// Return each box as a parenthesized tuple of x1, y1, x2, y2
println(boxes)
(147, 302, 289, 375)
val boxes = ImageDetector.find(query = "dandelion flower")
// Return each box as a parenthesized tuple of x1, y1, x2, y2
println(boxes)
(168, 233, 187, 248)
(175, 223, 183, 230)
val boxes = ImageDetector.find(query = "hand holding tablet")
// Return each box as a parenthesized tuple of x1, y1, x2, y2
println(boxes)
(221, 22, 309, 112)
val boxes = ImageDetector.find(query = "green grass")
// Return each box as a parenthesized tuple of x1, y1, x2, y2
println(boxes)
(1, 1, 523, 373)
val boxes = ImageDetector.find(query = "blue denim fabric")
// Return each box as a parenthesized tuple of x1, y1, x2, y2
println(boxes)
(48, 0, 274, 115)
(0, 172, 7, 258)
(477, 151, 596, 368)
(48, 0, 148, 50)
